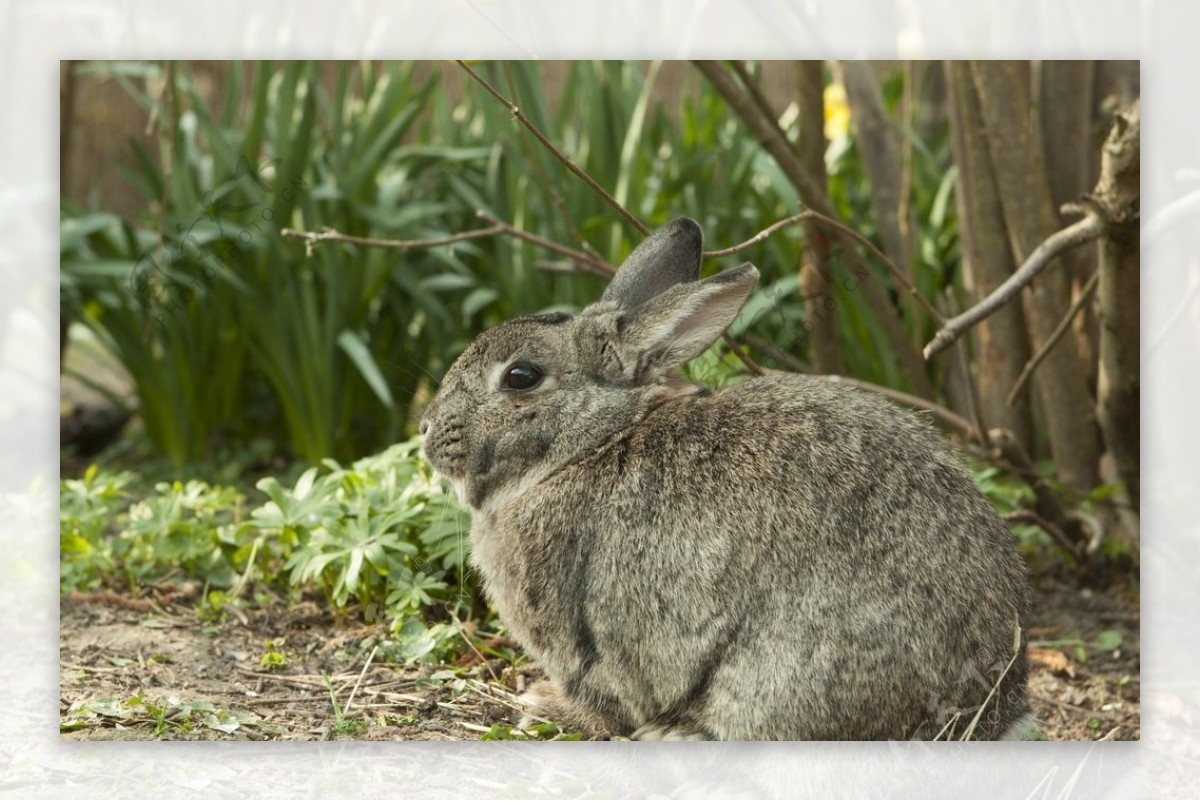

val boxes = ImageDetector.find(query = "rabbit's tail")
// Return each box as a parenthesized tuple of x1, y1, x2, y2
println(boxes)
(998, 711, 1041, 741)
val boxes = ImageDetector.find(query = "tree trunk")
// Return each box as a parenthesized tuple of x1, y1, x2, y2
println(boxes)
(1039, 61, 1099, 389)
(943, 62, 1034, 451)
(838, 62, 909, 280)
(1093, 101, 1141, 511)
(795, 61, 845, 374)
(912, 61, 947, 149)
(969, 61, 1101, 494)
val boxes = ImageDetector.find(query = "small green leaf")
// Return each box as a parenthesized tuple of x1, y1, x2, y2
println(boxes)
(203, 711, 242, 734)
(88, 698, 133, 719)
(293, 467, 320, 501)
(1094, 630, 1123, 651)
(480, 724, 519, 741)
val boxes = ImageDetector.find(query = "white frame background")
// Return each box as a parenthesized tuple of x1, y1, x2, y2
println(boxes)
(3, 1, 1194, 797)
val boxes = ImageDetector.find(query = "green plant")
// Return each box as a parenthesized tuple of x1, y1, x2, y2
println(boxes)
(61, 694, 266, 737)
(119, 479, 243, 587)
(60, 438, 475, 630)
(62, 61, 482, 466)
(60, 465, 136, 592)
(250, 439, 470, 614)
(479, 722, 582, 741)
(323, 674, 368, 738)
(1030, 629, 1124, 665)
(260, 638, 288, 670)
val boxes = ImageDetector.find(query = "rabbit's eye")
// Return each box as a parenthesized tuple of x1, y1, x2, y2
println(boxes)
(500, 362, 544, 392)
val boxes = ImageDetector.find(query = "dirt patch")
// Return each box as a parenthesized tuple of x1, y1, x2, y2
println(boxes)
(1025, 573, 1140, 741)
(59, 576, 1139, 741)
(59, 596, 526, 742)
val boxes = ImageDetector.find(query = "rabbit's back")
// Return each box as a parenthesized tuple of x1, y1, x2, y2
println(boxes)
(471, 373, 1029, 740)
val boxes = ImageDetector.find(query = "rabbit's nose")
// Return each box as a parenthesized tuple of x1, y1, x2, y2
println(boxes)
(419, 419, 430, 436)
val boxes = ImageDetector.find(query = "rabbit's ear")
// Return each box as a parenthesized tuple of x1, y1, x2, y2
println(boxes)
(600, 218, 703, 309)
(619, 263, 759, 370)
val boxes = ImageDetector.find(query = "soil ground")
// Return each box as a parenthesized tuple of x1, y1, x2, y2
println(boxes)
(58, 571, 1140, 742)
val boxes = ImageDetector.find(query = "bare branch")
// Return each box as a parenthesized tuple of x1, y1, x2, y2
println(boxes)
(935, 288, 990, 447)
(803, 210, 945, 324)
(694, 60, 829, 212)
(955, 331, 990, 445)
(705, 209, 946, 325)
(696, 59, 936, 398)
(821, 375, 978, 441)
(703, 212, 811, 258)
(1007, 271, 1099, 407)
(280, 213, 617, 279)
(730, 61, 785, 138)
(743, 333, 807, 373)
(958, 616, 1023, 741)
(500, 63, 602, 259)
(987, 427, 1091, 548)
(456, 60, 649, 236)
(1003, 510, 1082, 558)
(281, 225, 505, 252)
(924, 213, 1107, 359)
(723, 336, 765, 377)
(475, 211, 614, 277)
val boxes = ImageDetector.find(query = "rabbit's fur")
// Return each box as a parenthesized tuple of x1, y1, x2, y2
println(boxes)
(421, 218, 1031, 740)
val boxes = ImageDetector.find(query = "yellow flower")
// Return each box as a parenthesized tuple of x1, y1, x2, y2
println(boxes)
(824, 82, 850, 142)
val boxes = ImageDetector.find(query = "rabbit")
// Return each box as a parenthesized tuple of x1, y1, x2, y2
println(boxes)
(420, 217, 1033, 741)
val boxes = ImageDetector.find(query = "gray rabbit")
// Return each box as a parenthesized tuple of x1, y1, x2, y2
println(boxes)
(421, 218, 1032, 740)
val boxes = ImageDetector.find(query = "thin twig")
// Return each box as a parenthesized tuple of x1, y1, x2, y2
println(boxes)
(924, 213, 1107, 359)
(959, 616, 1023, 740)
(988, 428, 1089, 549)
(730, 61, 786, 143)
(281, 225, 504, 252)
(456, 628, 501, 685)
(500, 63, 600, 260)
(743, 333, 807, 373)
(693, 60, 829, 218)
(456, 60, 649, 236)
(721, 333, 764, 376)
(696, 60, 936, 394)
(821, 375, 978, 440)
(703, 212, 811, 258)
(343, 645, 378, 715)
(1003, 509, 1082, 557)
(463, 679, 555, 727)
(475, 211, 614, 277)
(809, 210, 943, 323)
(703, 209, 945, 324)
(933, 711, 962, 741)
(1031, 692, 1121, 721)
(938, 288, 990, 446)
(1007, 271, 1100, 407)
(61, 661, 128, 674)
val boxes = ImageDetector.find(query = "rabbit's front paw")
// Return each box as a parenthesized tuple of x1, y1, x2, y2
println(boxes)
(632, 720, 714, 741)
(518, 680, 613, 739)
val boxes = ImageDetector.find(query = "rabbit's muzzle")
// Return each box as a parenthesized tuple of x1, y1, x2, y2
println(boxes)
(420, 415, 468, 479)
